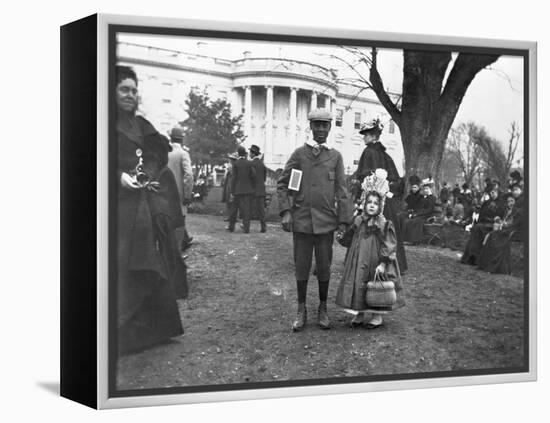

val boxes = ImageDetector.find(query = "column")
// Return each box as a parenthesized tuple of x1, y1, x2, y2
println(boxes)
(326, 96, 335, 112)
(244, 86, 252, 148)
(289, 87, 298, 152)
(230, 88, 240, 116)
(265, 85, 274, 163)
(310, 90, 317, 111)
(326, 96, 333, 145)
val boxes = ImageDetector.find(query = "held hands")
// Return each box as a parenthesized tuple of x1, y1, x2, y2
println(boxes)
(336, 223, 347, 240)
(281, 211, 293, 232)
(120, 172, 140, 190)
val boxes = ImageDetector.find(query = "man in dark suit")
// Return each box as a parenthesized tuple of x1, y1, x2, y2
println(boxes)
(249, 144, 267, 233)
(277, 109, 351, 331)
(228, 146, 256, 233)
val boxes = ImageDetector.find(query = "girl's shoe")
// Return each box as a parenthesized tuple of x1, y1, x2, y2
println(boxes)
(350, 312, 365, 327)
(365, 314, 383, 329)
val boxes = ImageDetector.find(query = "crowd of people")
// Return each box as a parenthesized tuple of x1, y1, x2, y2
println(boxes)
(397, 168, 525, 275)
(221, 144, 268, 233)
(115, 64, 525, 355)
(458, 176, 525, 274)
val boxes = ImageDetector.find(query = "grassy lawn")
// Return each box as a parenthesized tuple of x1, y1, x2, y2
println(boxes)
(117, 214, 525, 390)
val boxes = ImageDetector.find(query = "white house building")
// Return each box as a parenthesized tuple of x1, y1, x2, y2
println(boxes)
(117, 41, 404, 175)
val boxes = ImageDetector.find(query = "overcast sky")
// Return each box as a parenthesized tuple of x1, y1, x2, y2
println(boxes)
(120, 33, 524, 160)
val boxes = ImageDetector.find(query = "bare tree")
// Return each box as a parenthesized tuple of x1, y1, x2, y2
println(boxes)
(324, 47, 499, 181)
(447, 122, 487, 186)
(504, 122, 522, 176)
(476, 121, 522, 184)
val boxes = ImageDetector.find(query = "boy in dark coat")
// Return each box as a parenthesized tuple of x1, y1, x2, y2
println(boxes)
(277, 109, 351, 331)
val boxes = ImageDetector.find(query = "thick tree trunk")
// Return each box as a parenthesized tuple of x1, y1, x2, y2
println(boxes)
(369, 49, 499, 189)
(401, 125, 446, 180)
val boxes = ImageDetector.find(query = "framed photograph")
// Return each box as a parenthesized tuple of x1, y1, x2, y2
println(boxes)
(60, 13, 537, 409)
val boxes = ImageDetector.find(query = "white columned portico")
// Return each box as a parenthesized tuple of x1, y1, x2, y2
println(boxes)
(265, 85, 274, 163)
(244, 86, 252, 148)
(289, 87, 298, 152)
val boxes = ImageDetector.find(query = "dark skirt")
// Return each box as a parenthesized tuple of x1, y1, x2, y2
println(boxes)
(383, 197, 408, 272)
(461, 223, 493, 266)
(477, 230, 512, 274)
(402, 216, 426, 243)
(118, 271, 183, 354)
(117, 188, 184, 355)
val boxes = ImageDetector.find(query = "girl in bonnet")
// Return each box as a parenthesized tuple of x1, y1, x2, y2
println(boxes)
(335, 169, 404, 329)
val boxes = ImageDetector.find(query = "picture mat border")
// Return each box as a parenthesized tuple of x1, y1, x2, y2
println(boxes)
(96, 13, 537, 409)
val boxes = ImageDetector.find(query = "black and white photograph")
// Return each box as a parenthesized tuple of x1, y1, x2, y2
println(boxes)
(109, 24, 530, 397)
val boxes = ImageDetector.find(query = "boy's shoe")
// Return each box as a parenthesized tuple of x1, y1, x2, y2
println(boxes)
(292, 303, 307, 332)
(318, 301, 331, 330)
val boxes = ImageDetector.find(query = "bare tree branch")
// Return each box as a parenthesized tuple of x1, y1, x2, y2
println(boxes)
(345, 85, 372, 111)
(447, 122, 486, 185)
(369, 47, 402, 124)
(315, 52, 372, 89)
(505, 122, 521, 171)
(486, 66, 522, 93)
(439, 53, 500, 113)
(340, 45, 373, 67)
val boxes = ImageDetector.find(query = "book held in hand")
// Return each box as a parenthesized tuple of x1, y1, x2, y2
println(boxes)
(288, 169, 302, 191)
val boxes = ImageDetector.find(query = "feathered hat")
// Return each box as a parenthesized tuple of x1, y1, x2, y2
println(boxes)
(360, 168, 390, 214)
(422, 177, 435, 187)
(359, 118, 384, 135)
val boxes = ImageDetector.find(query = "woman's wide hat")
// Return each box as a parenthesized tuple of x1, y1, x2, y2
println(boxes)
(359, 118, 384, 135)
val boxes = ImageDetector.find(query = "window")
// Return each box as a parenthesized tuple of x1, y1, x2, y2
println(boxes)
(335, 109, 343, 127)
(161, 81, 173, 104)
(317, 96, 326, 109)
(389, 119, 395, 134)
(354, 112, 362, 129)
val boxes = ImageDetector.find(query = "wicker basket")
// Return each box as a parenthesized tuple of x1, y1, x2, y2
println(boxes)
(365, 273, 397, 308)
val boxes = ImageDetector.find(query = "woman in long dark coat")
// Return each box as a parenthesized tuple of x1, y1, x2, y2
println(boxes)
(352, 118, 407, 272)
(115, 66, 186, 354)
(478, 193, 524, 274)
(461, 188, 505, 266)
